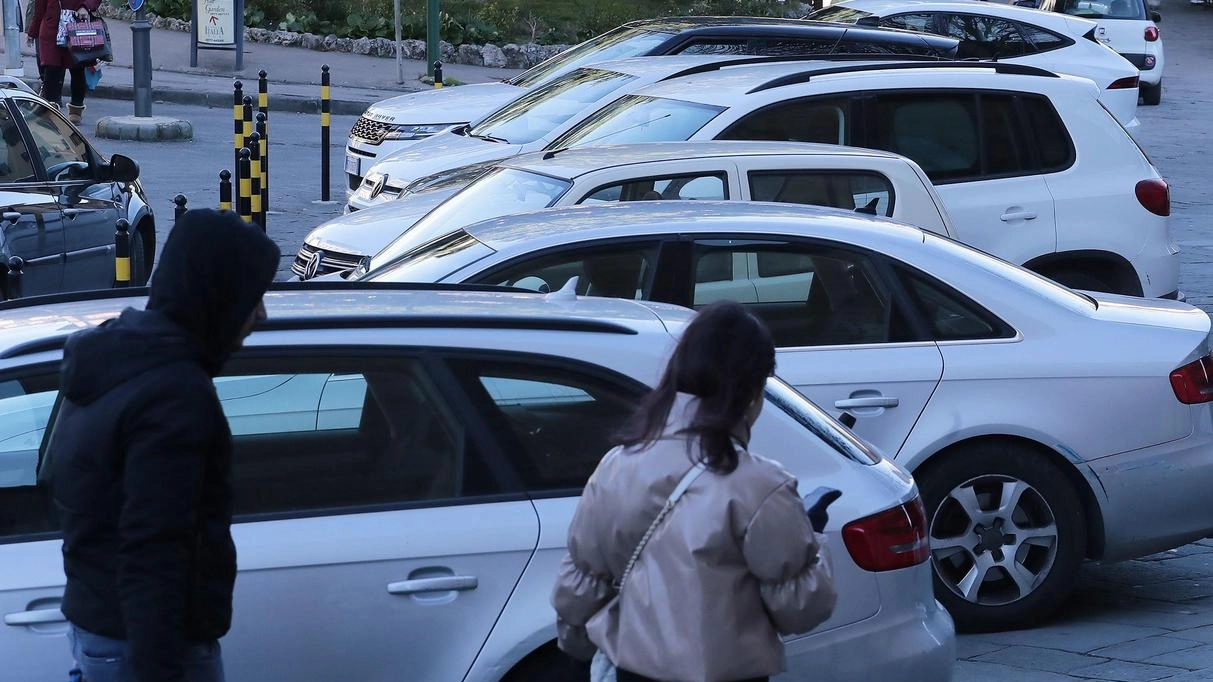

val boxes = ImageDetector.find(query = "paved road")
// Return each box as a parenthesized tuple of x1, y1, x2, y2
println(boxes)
(73, 0, 1213, 676)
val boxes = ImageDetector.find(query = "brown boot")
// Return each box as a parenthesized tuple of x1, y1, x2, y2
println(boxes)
(68, 104, 85, 125)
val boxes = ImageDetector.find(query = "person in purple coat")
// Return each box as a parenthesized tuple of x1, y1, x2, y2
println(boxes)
(26, 0, 100, 124)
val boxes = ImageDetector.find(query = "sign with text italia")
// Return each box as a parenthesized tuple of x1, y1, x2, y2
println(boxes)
(198, 0, 236, 45)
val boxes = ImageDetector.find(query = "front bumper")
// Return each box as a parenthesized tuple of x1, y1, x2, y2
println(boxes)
(291, 242, 366, 280)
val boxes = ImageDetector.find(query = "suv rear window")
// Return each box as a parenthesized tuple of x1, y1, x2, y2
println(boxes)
(1056, 0, 1147, 20)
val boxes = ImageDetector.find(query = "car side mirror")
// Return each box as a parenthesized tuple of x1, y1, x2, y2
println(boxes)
(855, 15, 881, 26)
(107, 154, 139, 183)
(1151, 10, 1162, 22)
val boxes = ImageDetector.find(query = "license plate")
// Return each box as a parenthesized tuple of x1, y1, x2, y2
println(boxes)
(345, 154, 360, 177)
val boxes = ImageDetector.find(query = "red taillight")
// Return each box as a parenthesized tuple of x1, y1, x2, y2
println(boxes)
(1145, 26, 1159, 41)
(1108, 76, 1140, 90)
(1171, 355, 1213, 404)
(1136, 178, 1170, 217)
(842, 496, 929, 572)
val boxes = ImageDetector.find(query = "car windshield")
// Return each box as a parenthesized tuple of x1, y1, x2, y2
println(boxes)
(549, 95, 726, 149)
(507, 26, 673, 88)
(805, 6, 876, 23)
(403, 160, 502, 195)
(369, 168, 571, 270)
(364, 230, 494, 283)
(1056, 0, 1146, 19)
(469, 68, 639, 145)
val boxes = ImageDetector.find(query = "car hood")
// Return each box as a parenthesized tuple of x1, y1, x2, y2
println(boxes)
(367, 131, 521, 189)
(305, 188, 457, 258)
(361, 82, 525, 126)
(1087, 292, 1211, 334)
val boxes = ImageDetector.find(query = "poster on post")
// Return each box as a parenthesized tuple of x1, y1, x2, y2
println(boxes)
(190, 0, 245, 69)
(199, 0, 236, 45)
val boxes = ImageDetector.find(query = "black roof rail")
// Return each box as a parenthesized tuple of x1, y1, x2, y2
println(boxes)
(660, 52, 949, 82)
(746, 60, 1059, 94)
(0, 282, 536, 313)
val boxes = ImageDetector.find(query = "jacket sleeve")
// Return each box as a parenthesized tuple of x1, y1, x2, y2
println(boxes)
(117, 387, 217, 682)
(742, 479, 837, 636)
(27, 0, 42, 40)
(550, 451, 618, 661)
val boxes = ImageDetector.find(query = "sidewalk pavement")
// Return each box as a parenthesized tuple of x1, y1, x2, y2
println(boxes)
(0, 20, 525, 116)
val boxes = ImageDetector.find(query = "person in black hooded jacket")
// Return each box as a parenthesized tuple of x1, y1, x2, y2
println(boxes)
(47, 209, 279, 682)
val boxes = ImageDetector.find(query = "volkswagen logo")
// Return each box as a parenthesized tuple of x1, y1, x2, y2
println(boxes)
(303, 250, 325, 280)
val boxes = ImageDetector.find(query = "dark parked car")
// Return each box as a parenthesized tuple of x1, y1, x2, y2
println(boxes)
(0, 78, 153, 299)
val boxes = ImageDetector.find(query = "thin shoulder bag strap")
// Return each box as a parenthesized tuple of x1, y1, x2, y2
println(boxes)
(615, 462, 707, 591)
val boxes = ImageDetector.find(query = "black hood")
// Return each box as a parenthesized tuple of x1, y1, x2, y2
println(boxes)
(146, 209, 280, 371)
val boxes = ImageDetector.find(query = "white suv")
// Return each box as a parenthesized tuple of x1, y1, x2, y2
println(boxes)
(1039, 0, 1165, 104)
(537, 60, 1176, 299)
(296, 141, 956, 280)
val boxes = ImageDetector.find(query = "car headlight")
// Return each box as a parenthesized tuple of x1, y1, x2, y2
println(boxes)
(383, 124, 454, 141)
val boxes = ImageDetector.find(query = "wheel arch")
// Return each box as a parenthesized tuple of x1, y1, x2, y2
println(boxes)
(1022, 250, 1142, 297)
(131, 209, 155, 278)
(909, 434, 1107, 560)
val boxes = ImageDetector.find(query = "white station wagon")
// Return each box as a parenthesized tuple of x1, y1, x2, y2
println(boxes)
(296, 141, 955, 281)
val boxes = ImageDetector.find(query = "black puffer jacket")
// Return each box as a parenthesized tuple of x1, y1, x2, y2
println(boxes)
(49, 210, 279, 682)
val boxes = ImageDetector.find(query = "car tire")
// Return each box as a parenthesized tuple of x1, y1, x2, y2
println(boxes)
(130, 229, 148, 286)
(501, 646, 589, 682)
(1142, 80, 1162, 106)
(917, 442, 1087, 633)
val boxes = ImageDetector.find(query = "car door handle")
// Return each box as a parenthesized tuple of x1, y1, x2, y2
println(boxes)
(1, 211, 21, 223)
(1000, 210, 1037, 222)
(387, 576, 478, 595)
(61, 208, 83, 219)
(4, 608, 66, 626)
(834, 396, 899, 409)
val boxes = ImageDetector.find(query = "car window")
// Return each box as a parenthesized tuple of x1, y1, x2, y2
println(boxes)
(748, 170, 895, 216)
(880, 13, 938, 32)
(0, 105, 36, 183)
(508, 27, 673, 88)
(946, 15, 1029, 59)
(471, 242, 661, 298)
(1020, 94, 1075, 173)
(897, 267, 1011, 340)
(471, 68, 638, 145)
(449, 357, 643, 492)
(1018, 23, 1070, 52)
(220, 357, 503, 517)
(13, 99, 92, 180)
(1057, 0, 1146, 20)
(807, 6, 874, 22)
(404, 168, 571, 246)
(691, 239, 912, 347)
(549, 95, 726, 149)
(580, 172, 727, 203)
(0, 373, 58, 540)
(721, 97, 850, 145)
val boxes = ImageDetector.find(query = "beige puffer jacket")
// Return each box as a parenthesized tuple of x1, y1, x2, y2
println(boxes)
(551, 393, 836, 682)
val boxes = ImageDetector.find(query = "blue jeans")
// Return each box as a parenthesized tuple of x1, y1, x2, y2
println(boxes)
(68, 624, 225, 682)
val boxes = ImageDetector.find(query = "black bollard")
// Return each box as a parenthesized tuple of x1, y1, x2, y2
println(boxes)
(219, 170, 232, 211)
(173, 194, 187, 222)
(114, 219, 131, 288)
(5, 255, 22, 299)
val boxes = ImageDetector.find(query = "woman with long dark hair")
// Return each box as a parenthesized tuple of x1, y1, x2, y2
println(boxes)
(552, 301, 836, 682)
(27, 0, 100, 124)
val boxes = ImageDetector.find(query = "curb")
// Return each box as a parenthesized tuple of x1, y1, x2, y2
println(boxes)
(20, 77, 374, 117)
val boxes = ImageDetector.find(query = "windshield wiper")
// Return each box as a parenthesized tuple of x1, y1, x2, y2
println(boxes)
(468, 130, 509, 143)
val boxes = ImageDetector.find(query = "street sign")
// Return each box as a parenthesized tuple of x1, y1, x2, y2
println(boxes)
(128, 0, 145, 11)
(190, 0, 244, 69)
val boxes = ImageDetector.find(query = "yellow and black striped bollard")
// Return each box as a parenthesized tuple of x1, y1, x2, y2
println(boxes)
(242, 95, 254, 154)
(233, 81, 244, 173)
(434, 61, 443, 89)
(219, 170, 233, 211)
(114, 218, 131, 288)
(320, 64, 331, 202)
(238, 148, 253, 224)
(256, 111, 268, 220)
(249, 131, 263, 231)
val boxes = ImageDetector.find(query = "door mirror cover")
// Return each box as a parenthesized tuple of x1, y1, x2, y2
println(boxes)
(107, 154, 140, 183)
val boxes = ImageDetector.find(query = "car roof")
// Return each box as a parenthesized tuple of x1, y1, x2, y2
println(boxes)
(623, 59, 1068, 104)
(830, 0, 1094, 32)
(0, 286, 685, 361)
(500, 140, 906, 179)
(621, 15, 957, 47)
(462, 200, 927, 254)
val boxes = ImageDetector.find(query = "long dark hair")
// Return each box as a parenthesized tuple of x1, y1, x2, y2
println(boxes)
(617, 301, 776, 473)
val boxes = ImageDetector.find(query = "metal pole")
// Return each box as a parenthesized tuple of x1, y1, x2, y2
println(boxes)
(394, 0, 403, 84)
(320, 64, 330, 202)
(426, 0, 438, 79)
(3, 0, 23, 76)
(132, 6, 153, 117)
